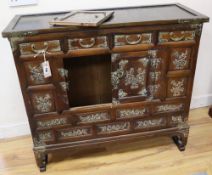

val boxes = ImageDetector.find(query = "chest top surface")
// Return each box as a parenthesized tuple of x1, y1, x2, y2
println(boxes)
(2, 3, 209, 38)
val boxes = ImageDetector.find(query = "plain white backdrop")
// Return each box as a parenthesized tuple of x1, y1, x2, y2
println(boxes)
(0, 0, 211, 139)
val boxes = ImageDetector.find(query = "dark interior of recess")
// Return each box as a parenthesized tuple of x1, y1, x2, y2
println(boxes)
(64, 54, 112, 107)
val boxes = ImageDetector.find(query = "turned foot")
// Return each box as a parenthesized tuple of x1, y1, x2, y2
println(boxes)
(39, 154, 48, 172)
(172, 128, 189, 151)
(172, 136, 185, 151)
(34, 150, 48, 172)
(209, 107, 212, 117)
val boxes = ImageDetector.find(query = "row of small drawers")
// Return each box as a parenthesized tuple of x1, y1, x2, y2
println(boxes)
(35, 101, 186, 145)
(36, 101, 185, 130)
(19, 30, 196, 56)
(37, 112, 184, 143)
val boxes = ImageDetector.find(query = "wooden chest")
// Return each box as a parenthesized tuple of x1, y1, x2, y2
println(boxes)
(2, 3, 209, 172)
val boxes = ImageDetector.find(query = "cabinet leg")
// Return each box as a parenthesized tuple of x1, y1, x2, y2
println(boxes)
(172, 129, 189, 151)
(209, 107, 212, 117)
(34, 150, 48, 172)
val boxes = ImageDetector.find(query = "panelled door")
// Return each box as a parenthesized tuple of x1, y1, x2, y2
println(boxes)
(111, 49, 168, 104)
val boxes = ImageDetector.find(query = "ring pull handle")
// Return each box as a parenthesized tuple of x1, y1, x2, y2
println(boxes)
(170, 31, 185, 42)
(31, 42, 49, 54)
(125, 34, 142, 45)
(79, 38, 96, 48)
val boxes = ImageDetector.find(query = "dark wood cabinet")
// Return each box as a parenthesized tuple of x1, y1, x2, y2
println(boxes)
(2, 3, 209, 172)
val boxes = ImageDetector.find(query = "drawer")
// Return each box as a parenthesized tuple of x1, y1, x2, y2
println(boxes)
(37, 130, 55, 143)
(36, 117, 69, 129)
(169, 47, 192, 71)
(134, 116, 167, 131)
(114, 33, 152, 46)
(68, 36, 108, 50)
(153, 102, 185, 114)
(115, 103, 150, 120)
(168, 112, 186, 127)
(113, 33, 153, 52)
(96, 121, 131, 135)
(167, 77, 188, 98)
(76, 111, 111, 124)
(29, 87, 57, 114)
(158, 30, 195, 43)
(57, 126, 93, 141)
(24, 60, 52, 86)
(19, 40, 61, 56)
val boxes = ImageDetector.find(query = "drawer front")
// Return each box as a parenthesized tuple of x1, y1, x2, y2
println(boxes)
(19, 40, 61, 56)
(114, 33, 152, 46)
(159, 30, 195, 43)
(29, 89, 56, 114)
(168, 113, 186, 127)
(68, 36, 108, 50)
(36, 117, 68, 129)
(167, 77, 188, 98)
(96, 121, 131, 135)
(169, 47, 192, 71)
(77, 111, 111, 124)
(57, 126, 93, 141)
(153, 102, 185, 114)
(115, 103, 150, 120)
(24, 60, 51, 85)
(134, 117, 167, 131)
(37, 130, 55, 142)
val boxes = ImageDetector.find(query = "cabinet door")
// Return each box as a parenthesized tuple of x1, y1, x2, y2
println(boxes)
(111, 50, 167, 104)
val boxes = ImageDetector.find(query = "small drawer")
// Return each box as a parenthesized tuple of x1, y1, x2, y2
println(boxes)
(29, 88, 56, 114)
(19, 40, 61, 56)
(158, 31, 195, 43)
(68, 36, 108, 50)
(153, 102, 185, 114)
(57, 126, 93, 141)
(168, 113, 186, 127)
(114, 33, 152, 46)
(167, 77, 188, 98)
(96, 121, 131, 135)
(116, 105, 149, 120)
(36, 117, 68, 129)
(134, 117, 167, 131)
(37, 130, 55, 142)
(24, 60, 51, 86)
(76, 111, 111, 124)
(169, 47, 192, 71)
